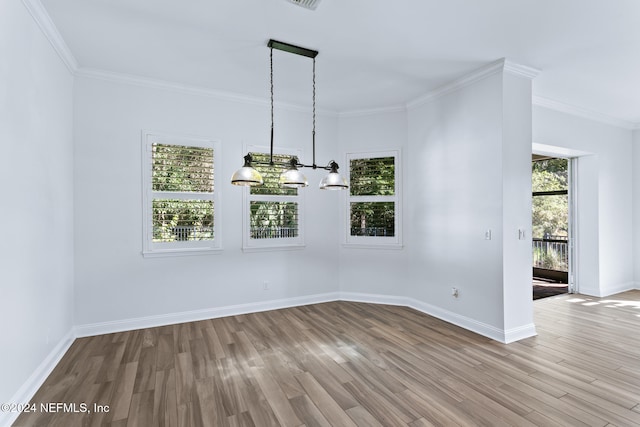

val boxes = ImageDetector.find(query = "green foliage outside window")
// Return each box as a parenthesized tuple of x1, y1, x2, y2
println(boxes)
(152, 199, 213, 242)
(532, 158, 569, 272)
(350, 202, 395, 236)
(248, 152, 299, 239)
(350, 156, 395, 196)
(153, 144, 213, 192)
(250, 201, 298, 239)
(532, 158, 568, 238)
(151, 143, 214, 242)
(349, 156, 395, 237)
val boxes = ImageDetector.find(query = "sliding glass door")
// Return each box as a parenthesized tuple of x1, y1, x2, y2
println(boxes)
(532, 156, 571, 299)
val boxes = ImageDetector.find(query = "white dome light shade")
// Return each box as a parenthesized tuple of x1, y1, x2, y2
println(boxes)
(231, 155, 263, 186)
(280, 158, 308, 188)
(280, 169, 308, 188)
(319, 161, 348, 190)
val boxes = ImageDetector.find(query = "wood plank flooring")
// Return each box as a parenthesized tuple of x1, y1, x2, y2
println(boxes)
(14, 290, 640, 426)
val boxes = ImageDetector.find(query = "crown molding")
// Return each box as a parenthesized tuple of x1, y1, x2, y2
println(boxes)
(532, 95, 637, 130)
(21, 0, 78, 74)
(503, 59, 540, 79)
(75, 67, 338, 116)
(338, 105, 406, 118)
(406, 58, 505, 110)
(407, 58, 540, 110)
(76, 67, 267, 105)
(75, 66, 640, 128)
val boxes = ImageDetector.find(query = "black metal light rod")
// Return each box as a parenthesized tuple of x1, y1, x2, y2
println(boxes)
(247, 158, 338, 172)
(268, 39, 318, 58)
(296, 162, 332, 171)
(296, 161, 340, 172)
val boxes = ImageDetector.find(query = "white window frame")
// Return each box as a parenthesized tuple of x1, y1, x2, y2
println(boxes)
(344, 150, 402, 249)
(242, 145, 305, 252)
(141, 130, 222, 257)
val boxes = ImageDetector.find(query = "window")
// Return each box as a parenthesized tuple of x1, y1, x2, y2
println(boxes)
(345, 150, 401, 248)
(243, 148, 304, 251)
(142, 131, 221, 257)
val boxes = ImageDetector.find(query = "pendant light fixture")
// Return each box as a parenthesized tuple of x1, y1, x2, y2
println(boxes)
(230, 153, 263, 186)
(231, 39, 348, 190)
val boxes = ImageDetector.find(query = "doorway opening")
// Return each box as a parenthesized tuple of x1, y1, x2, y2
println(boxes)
(532, 155, 571, 300)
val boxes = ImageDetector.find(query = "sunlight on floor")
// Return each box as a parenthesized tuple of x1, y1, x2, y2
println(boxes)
(564, 294, 640, 318)
(599, 299, 640, 308)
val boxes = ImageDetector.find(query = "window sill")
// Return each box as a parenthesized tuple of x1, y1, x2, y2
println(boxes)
(142, 248, 223, 258)
(242, 244, 306, 253)
(342, 243, 404, 250)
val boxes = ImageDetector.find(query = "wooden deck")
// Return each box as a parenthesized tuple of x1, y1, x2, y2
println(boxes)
(14, 290, 640, 426)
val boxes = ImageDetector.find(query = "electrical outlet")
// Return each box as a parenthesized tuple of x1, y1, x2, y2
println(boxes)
(263, 281, 269, 290)
(452, 287, 459, 298)
(485, 229, 492, 240)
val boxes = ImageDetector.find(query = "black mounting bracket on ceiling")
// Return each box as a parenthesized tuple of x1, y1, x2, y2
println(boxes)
(267, 39, 318, 58)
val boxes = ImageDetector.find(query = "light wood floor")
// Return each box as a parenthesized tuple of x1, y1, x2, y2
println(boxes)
(14, 290, 640, 426)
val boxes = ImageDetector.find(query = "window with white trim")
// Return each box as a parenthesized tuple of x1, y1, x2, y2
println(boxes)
(142, 131, 221, 257)
(345, 150, 402, 248)
(243, 148, 304, 251)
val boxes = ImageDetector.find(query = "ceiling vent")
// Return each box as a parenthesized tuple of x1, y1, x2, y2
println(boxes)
(285, 0, 321, 10)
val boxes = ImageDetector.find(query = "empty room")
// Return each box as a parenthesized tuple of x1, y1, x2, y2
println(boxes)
(2, 0, 640, 425)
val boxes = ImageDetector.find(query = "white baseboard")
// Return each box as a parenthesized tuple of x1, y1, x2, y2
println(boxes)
(75, 292, 341, 337)
(340, 292, 534, 344)
(339, 291, 409, 307)
(602, 281, 637, 297)
(115, 290, 529, 344)
(75, 290, 534, 343)
(503, 323, 538, 344)
(577, 285, 603, 297)
(406, 297, 504, 342)
(579, 281, 637, 298)
(1, 329, 75, 427)
(407, 297, 535, 343)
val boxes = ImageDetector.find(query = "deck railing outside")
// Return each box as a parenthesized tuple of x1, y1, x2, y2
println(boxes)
(250, 227, 298, 239)
(153, 225, 213, 242)
(532, 235, 568, 272)
(350, 227, 392, 237)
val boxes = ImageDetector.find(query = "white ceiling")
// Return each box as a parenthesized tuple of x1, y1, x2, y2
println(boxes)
(40, 0, 640, 125)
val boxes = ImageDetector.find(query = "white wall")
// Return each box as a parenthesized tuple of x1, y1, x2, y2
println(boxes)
(0, 0, 74, 405)
(501, 72, 535, 333)
(4, 1, 638, 408)
(337, 110, 408, 296)
(533, 106, 634, 296)
(406, 67, 535, 342)
(632, 130, 640, 289)
(407, 73, 504, 330)
(73, 77, 341, 328)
